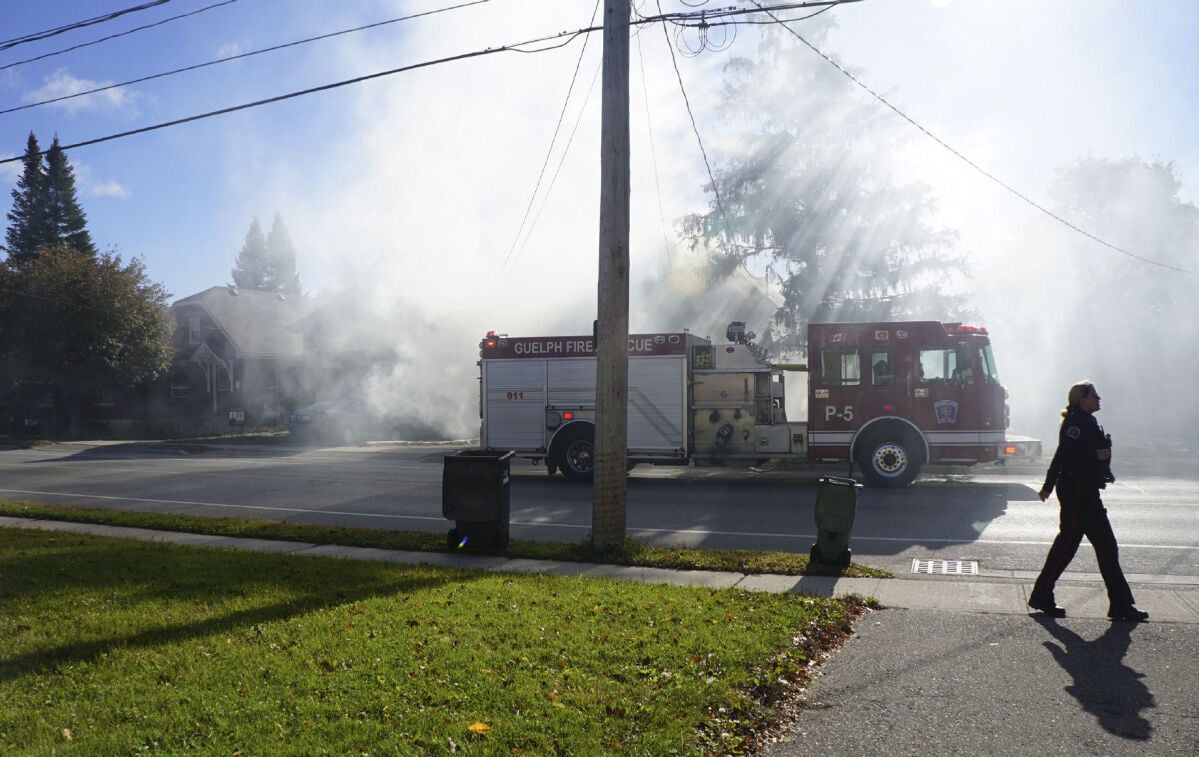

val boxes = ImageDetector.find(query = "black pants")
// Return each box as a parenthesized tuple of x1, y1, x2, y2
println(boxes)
(1032, 478, 1135, 609)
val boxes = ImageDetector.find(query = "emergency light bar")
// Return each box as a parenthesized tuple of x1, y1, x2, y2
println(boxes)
(480, 330, 508, 350)
(945, 324, 988, 336)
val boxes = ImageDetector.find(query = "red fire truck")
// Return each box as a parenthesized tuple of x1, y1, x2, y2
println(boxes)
(477, 320, 1017, 487)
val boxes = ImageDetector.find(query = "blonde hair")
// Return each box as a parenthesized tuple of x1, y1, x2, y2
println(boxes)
(1063, 380, 1096, 417)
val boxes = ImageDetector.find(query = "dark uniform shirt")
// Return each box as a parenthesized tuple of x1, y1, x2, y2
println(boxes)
(1041, 409, 1111, 493)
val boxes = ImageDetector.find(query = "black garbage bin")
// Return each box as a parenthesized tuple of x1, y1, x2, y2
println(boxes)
(442, 450, 515, 550)
(809, 475, 860, 568)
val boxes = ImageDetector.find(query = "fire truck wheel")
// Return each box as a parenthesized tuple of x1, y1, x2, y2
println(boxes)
(857, 431, 921, 488)
(557, 425, 596, 483)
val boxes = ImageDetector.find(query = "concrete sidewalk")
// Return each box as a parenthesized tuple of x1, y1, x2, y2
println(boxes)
(5, 515, 1197, 623)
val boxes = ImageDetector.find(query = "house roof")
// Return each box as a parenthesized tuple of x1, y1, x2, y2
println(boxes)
(173, 285, 314, 357)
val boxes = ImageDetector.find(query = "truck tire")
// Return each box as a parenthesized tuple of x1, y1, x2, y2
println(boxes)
(556, 425, 595, 483)
(857, 431, 922, 488)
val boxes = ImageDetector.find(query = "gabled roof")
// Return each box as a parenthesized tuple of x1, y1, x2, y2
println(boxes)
(173, 285, 314, 357)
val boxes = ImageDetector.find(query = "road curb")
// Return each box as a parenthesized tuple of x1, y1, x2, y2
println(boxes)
(4, 516, 1196, 623)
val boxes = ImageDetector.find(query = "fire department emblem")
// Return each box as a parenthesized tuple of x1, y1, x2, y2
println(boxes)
(874, 330, 888, 341)
(934, 400, 959, 424)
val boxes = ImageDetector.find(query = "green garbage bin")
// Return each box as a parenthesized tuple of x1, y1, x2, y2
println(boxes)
(810, 475, 860, 568)
(442, 450, 515, 550)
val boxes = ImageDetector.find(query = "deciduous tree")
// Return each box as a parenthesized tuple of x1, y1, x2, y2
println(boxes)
(678, 25, 967, 353)
(0, 245, 173, 436)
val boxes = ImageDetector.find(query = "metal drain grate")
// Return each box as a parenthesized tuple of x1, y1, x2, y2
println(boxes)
(912, 559, 978, 575)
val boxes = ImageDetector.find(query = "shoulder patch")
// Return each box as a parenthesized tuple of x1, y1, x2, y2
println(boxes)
(1066, 426, 1082, 439)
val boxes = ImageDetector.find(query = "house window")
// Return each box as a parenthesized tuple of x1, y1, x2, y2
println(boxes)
(216, 366, 232, 392)
(95, 388, 114, 406)
(170, 374, 190, 399)
(188, 317, 202, 344)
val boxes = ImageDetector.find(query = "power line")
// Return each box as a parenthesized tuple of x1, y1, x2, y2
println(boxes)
(0, 3, 832, 156)
(507, 67, 603, 277)
(635, 23, 674, 265)
(0, 0, 238, 73)
(749, 1, 1194, 275)
(1, 0, 492, 108)
(657, 0, 734, 244)
(0, 0, 172, 51)
(500, 0, 601, 278)
(0, 23, 592, 167)
(8, 0, 1177, 278)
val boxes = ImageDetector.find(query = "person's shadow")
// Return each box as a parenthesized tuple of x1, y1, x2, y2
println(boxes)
(1035, 617, 1154, 740)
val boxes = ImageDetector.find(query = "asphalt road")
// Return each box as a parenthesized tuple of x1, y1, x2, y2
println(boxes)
(1, 441, 1197, 587)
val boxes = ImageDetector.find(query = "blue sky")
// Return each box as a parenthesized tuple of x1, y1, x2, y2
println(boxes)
(2, 0, 1196, 304)
(2, 0, 1198, 436)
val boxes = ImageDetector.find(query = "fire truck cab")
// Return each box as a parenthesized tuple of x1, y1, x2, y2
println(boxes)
(477, 320, 1010, 487)
(807, 321, 1007, 486)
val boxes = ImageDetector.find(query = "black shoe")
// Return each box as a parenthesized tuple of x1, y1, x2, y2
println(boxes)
(1028, 598, 1066, 618)
(1108, 606, 1149, 622)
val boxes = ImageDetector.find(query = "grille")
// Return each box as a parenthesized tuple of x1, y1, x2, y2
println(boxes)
(911, 559, 978, 576)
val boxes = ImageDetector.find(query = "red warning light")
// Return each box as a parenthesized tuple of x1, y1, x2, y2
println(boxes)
(946, 324, 989, 336)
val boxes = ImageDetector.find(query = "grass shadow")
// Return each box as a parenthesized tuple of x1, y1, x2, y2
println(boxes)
(0, 530, 463, 682)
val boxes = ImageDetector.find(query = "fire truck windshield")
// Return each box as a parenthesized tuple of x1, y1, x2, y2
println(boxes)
(978, 343, 1001, 385)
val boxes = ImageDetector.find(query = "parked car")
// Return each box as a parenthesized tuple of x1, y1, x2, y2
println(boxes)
(288, 397, 393, 444)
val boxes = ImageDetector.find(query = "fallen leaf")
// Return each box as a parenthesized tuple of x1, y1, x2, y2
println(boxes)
(468, 721, 491, 735)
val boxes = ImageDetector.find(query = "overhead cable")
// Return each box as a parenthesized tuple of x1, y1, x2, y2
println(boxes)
(749, 1, 1193, 275)
(1, 0, 238, 73)
(0, 0, 172, 51)
(0, 24, 593, 167)
(657, 0, 734, 243)
(500, 0, 602, 278)
(634, 24, 675, 264)
(1, 0, 491, 113)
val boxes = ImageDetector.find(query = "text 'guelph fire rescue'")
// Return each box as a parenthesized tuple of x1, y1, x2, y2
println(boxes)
(513, 339, 594, 356)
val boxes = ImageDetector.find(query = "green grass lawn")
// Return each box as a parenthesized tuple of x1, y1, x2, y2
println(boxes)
(0, 527, 869, 755)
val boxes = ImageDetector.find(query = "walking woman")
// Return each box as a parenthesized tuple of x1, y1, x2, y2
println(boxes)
(1029, 380, 1148, 621)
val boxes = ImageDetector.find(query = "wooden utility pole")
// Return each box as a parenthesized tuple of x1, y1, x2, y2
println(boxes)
(591, 0, 631, 551)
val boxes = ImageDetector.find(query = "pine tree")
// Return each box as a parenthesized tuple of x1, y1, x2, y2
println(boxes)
(4, 133, 96, 264)
(44, 137, 96, 257)
(4, 133, 52, 265)
(265, 212, 302, 296)
(230, 217, 270, 289)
